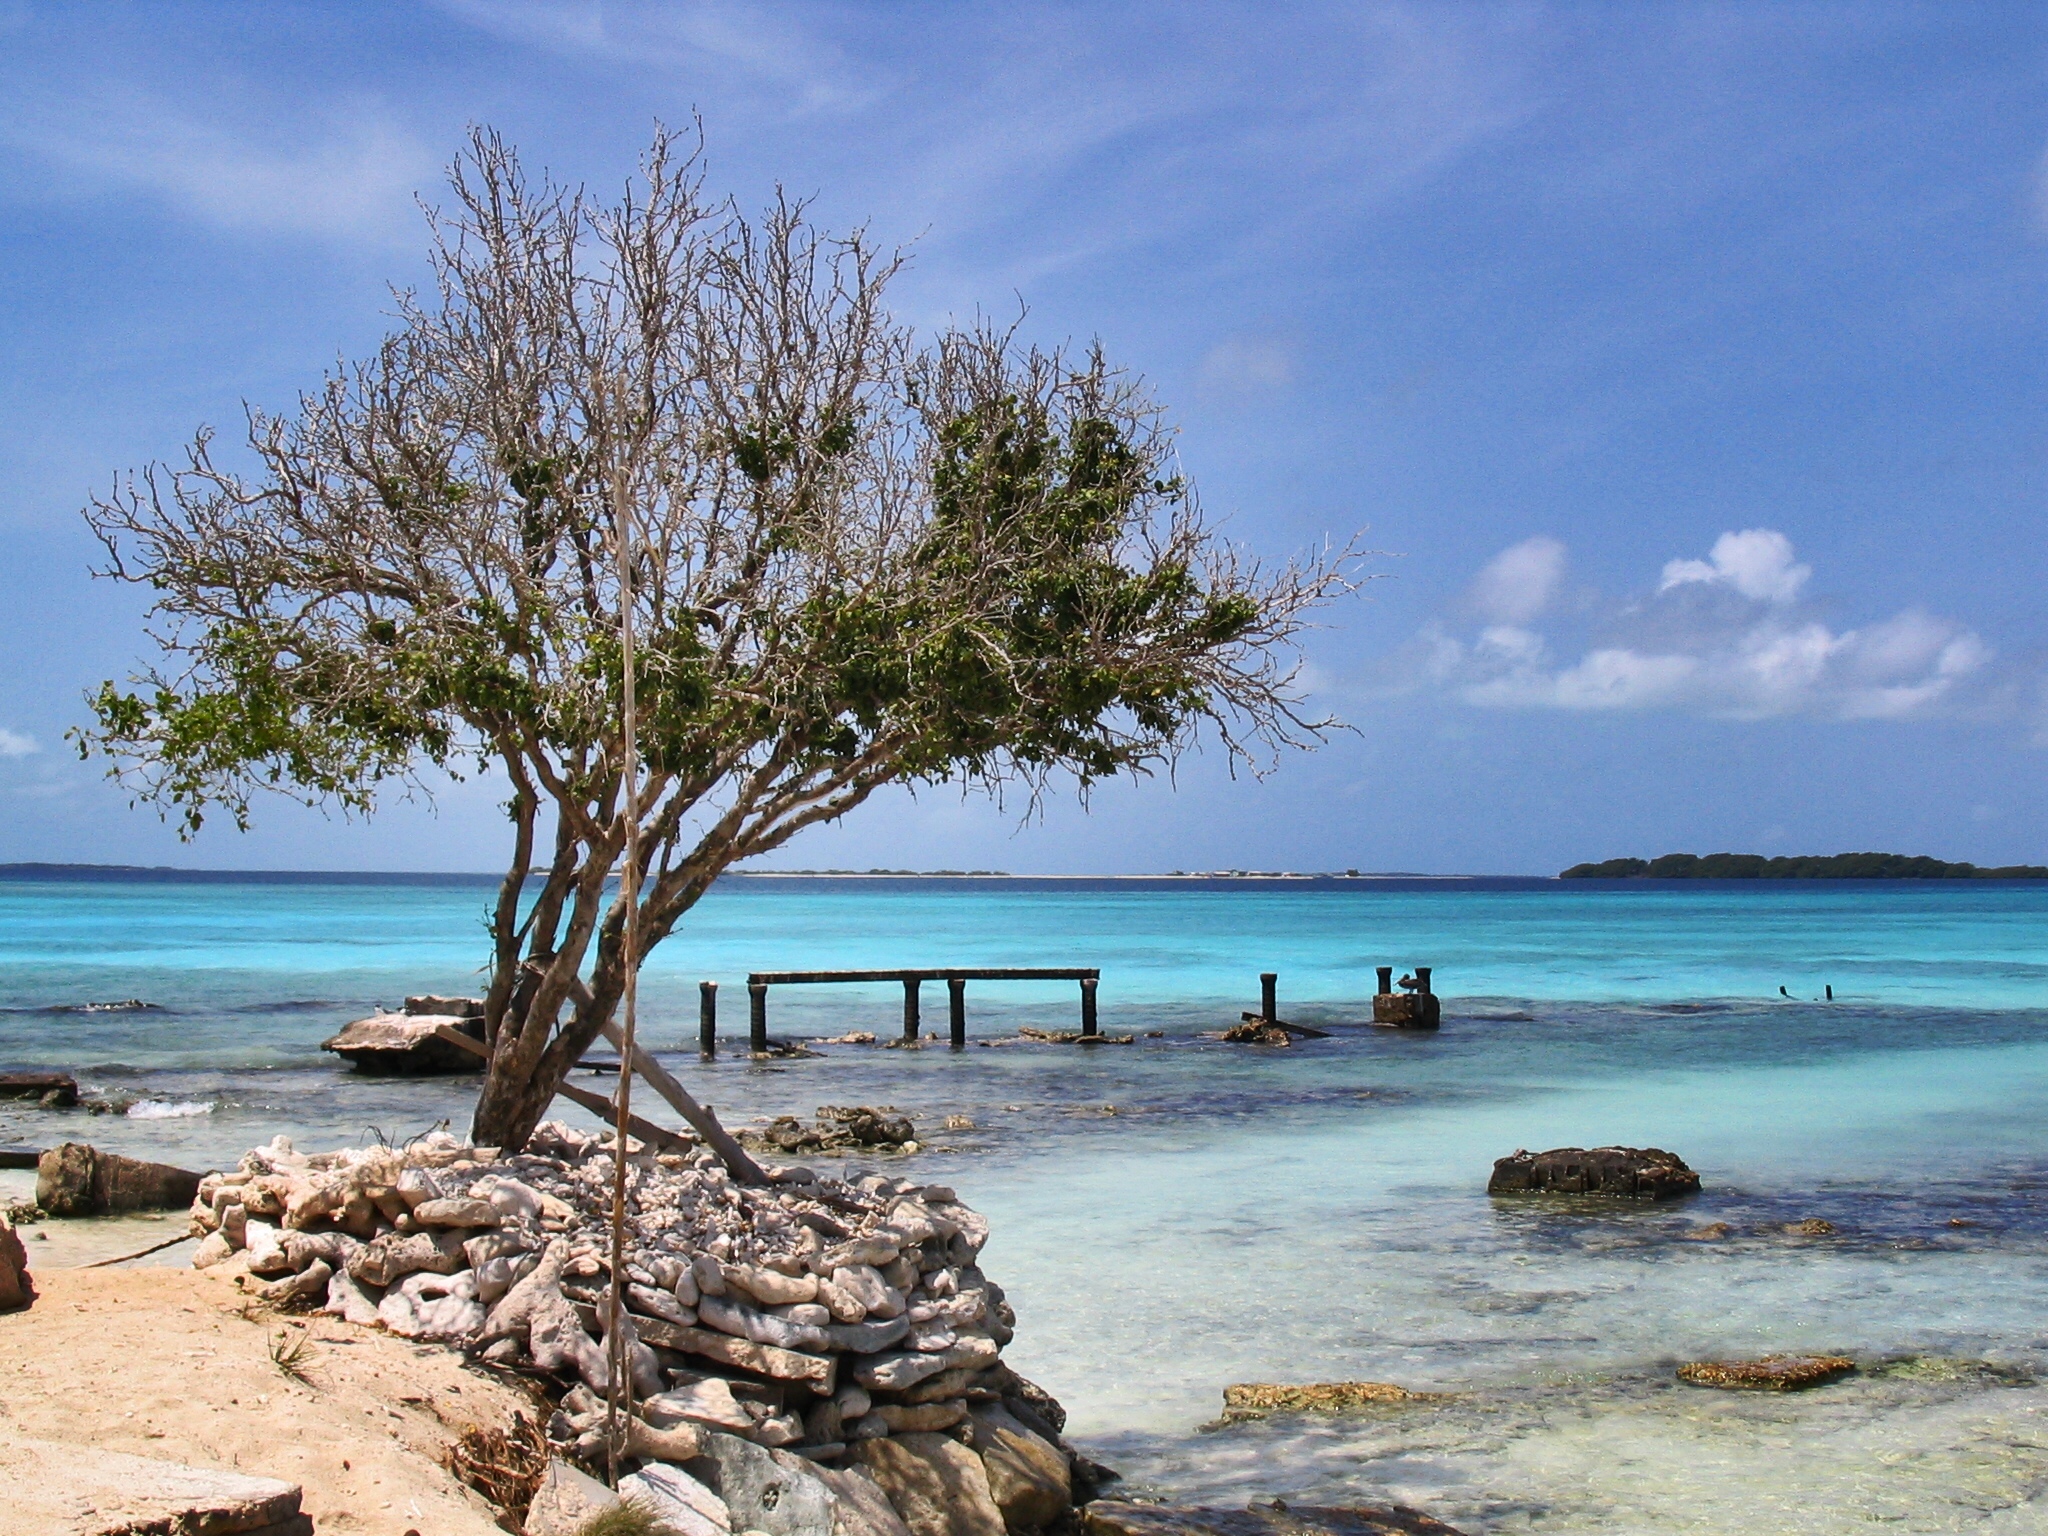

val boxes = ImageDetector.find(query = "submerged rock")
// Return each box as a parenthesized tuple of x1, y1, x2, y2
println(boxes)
(742, 1105, 918, 1155)
(1220, 1382, 1434, 1417)
(1084, 1502, 1468, 1536)
(1487, 1146, 1700, 1200)
(1677, 1354, 1856, 1390)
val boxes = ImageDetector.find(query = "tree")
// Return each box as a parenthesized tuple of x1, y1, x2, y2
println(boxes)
(77, 128, 1358, 1156)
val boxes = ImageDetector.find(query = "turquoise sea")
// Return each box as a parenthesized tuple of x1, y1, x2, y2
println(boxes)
(4, 872, 2047, 1534)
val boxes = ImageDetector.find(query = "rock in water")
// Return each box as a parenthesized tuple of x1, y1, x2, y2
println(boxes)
(1677, 1355, 1856, 1391)
(852, 1432, 1006, 1536)
(35, 1142, 203, 1215)
(1486, 1146, 1699, 1199)
(0, 1209, 33, 1311)
(320, 1009, 486, 1074)
(0, 1070, 77, 1106)
(1221, 1383, 1425, 1417)
(1083, 1502, 1469, 1536)
(687, 1430, 837, 1536)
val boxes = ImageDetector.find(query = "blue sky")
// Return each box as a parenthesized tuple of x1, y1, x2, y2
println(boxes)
(0, 2, 2043, 874)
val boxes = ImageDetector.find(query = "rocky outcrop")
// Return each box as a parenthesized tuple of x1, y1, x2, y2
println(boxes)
(1084, 1502, 1468, 1536)
(0, 1209, 33, 1311)
(36, 1140, 204, 1215)
(1486, 1146, 1699, 1199)
(321, 998, 487, 1075)
(1677, 1355, 1855, 1390)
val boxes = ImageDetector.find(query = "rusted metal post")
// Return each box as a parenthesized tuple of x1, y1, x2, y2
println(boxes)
(948, 977, 967, 1049)
(903, 977, 921, 1042)
(1080, 976, 1098, 1036)
(1260, 972, 1277, 1022)
(748, 981, 768, 1053)
(699, 980, 718, 1058)
(1415, 967, 1433, 995)
(1377, 966, 1393, 994)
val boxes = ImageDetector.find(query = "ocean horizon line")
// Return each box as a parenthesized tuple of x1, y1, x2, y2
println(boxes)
(0, 861, 1521, 885)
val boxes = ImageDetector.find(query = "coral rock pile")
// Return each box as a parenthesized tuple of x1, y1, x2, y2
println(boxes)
(190, 1123, 1103, 1536)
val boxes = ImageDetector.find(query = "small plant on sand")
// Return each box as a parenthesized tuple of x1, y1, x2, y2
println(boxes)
(267, 1325, 317, 1385)
(576, 1500, 673, 1536)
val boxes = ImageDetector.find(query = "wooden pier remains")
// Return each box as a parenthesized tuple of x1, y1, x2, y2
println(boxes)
(1373, 965, 1440, 1029)
(730, 967, 1103, 1053)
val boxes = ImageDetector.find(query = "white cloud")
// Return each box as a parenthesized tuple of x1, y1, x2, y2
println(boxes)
(0, 729, 36, 758)
(1378, 530, 1996, 724)
(1468, 535, 1565, 624)
(1658, 528, 1809, 603)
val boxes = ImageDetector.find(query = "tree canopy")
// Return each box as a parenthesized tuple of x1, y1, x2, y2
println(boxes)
(77, 127, 1358, 1151)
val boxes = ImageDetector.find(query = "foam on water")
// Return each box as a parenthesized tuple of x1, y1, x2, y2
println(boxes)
(1, 873, 2044, 1531)
(124, 1098, 214, 1119)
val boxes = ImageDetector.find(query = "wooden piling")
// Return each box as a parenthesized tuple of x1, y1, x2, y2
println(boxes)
(699, 980, 718, 1058)
(748, 980, 768, 1053)
(1260, 972, 1277, 1022)
(948, 977, 967, 1049)
(1080, 976, 1099, 1036)
(1416, 967, 1432, 994)
(1377, 966, 1393, 995)
(903, 977, 922, 1042)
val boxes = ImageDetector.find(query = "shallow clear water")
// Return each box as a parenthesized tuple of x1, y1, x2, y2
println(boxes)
(3, 873, 2045, 1533)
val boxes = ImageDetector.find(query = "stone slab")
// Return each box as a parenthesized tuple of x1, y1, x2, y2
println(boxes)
(0, 1434, 306, 1535)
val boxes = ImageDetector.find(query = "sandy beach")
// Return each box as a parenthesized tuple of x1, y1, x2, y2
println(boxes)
(0, 1264, 533, 1534)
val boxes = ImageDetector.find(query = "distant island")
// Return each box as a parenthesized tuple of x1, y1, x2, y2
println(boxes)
(1562, 852, 2048, 880)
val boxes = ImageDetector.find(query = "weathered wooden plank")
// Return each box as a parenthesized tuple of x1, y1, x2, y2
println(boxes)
(749, 967, 1098, 984)
(596, 1020, 765, 1184)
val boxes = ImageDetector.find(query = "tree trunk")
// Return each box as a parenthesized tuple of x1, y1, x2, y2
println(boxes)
(470, 1048, 565, 1152)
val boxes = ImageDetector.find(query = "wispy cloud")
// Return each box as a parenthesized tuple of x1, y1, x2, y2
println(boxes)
(0, 728, 36, 758)
(0, 78, 432, 242)
(1377, 530, 1998, 723)
(435, 0, 870, 113)
(440, 2, 1539, 301)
